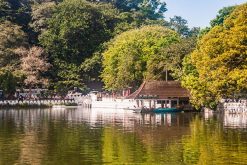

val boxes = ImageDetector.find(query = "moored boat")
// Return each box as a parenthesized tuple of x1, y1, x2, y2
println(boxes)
(123, 107, 143, 113)
(153, 107, 182, 113)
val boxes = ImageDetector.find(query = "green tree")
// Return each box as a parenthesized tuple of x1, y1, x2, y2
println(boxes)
(101, 25, 179, 91)
(0, 70, 18, 97)
(0, 21, 28, 71)
(88, 0, 167, 36)
(0, 0, 31, 28)
(40, 0, 119, 91)
(166, 16, 200, 38)
(182, 3, 247, 109)
(167, 16, 190, 37)
(155, 37, 197, 80)
(29, 2, 56, 34)
(88, 0, 167, 20)
(199, 5, 236, 37)
(210, 6, 236, 27)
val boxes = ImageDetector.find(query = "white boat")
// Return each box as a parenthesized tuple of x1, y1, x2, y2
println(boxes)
(91, 99, 136, 109)
(123, 107, 143, 113)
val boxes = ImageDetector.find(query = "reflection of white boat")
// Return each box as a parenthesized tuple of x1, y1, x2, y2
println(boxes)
(52, 105, 79, 109)
(52, 105, 66, 110)
(64, 106, 79, 109)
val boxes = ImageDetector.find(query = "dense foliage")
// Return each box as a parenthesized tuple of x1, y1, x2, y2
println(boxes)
(182, 3, 247, 109)
(101, 26, 180, 91)
(39, 0, 120, 92)
(199, 5, 236, 37)
(0, 0, 171, 95)
(0, 0, 245, 108)
(18, 46, 51, 87)
(0, 21, 28, 71)
(30, 2, 56, 34)
(158, 37, 197, 80)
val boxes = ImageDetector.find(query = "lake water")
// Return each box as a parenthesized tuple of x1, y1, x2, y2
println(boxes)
(0, 108, 246, 164)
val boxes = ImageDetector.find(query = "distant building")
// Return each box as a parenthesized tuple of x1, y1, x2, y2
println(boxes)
(15, 89, 48, 99)
(126, 81, 191, 110)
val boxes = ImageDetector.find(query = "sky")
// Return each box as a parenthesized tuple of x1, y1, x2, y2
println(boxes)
(163, 0, 246, 28)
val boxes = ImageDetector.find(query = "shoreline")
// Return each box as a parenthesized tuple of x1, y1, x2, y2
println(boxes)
(0, 100, 78, 109)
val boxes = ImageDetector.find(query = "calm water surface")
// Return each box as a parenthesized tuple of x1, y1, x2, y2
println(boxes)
(0, 108, 246, 165)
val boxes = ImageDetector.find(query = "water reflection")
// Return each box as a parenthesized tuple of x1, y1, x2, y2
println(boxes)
(223, 113, 247, 129)
(0, 108, 246, 164)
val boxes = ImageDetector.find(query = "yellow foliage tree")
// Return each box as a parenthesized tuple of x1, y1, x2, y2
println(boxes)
(182, 3, 247, 109)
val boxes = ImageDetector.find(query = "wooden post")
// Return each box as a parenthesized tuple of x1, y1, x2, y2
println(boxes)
(136, 100, 139, 107)
(161, 100, 164, 108)
(165, 69, 168, 81)
(153, 100, 156, 109)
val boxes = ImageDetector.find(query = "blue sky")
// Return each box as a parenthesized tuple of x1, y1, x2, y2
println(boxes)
(163, 0, 246, 28)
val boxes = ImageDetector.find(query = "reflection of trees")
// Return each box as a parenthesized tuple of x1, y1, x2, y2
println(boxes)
(0, 109, 105, 164)
(0, 109, 50, 164)
(42, 121, 104, 164)
(0, 109, 246, 164)
(102, 126, 148, 164)
(18, 131, 46, 164)
(182, 116, 247, 164)
(0, 111, 21, 164)
(102, 113, 195, 164)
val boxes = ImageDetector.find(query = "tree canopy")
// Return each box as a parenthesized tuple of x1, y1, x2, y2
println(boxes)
(88, 0, 167, 20)
(199, 5, 236, 37)
(0, 0, 244, 105)
(158, 37, 197, 80)
(101, 25, 179, 91)
(39, 0, 120, 90)
(18, 46, 51, 87)
(210, 6, 236, 27)
(30, 2, 56, 34)
(0, 0, 172, 94)
(181, 3, 247, 109)
(0, 21, 28, 71)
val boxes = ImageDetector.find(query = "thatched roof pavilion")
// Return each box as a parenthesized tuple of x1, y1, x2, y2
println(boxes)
(126, 81, 190, 100)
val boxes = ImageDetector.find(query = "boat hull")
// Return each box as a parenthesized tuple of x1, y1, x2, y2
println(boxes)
(153, 108, 181, 113)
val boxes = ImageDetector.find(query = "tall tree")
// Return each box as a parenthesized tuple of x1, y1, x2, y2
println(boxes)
(101, 26, 179, 91)
(87, 0, 167, 20)
(0, 21, 28, 71)
(0, 69, 19, 97)
(29, 1, 56, 34)
(167, 16, 190, 37)
(199, 5, 236, 37)
(154, 37, 197, 80)
(181, 3, 247, 109)
(0, 0, 31, 28)
(40, 0, 119, 91)
(210, 6, 236, 27)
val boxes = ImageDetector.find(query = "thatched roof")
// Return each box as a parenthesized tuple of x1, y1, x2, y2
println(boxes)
(126, 81, 190, 99)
